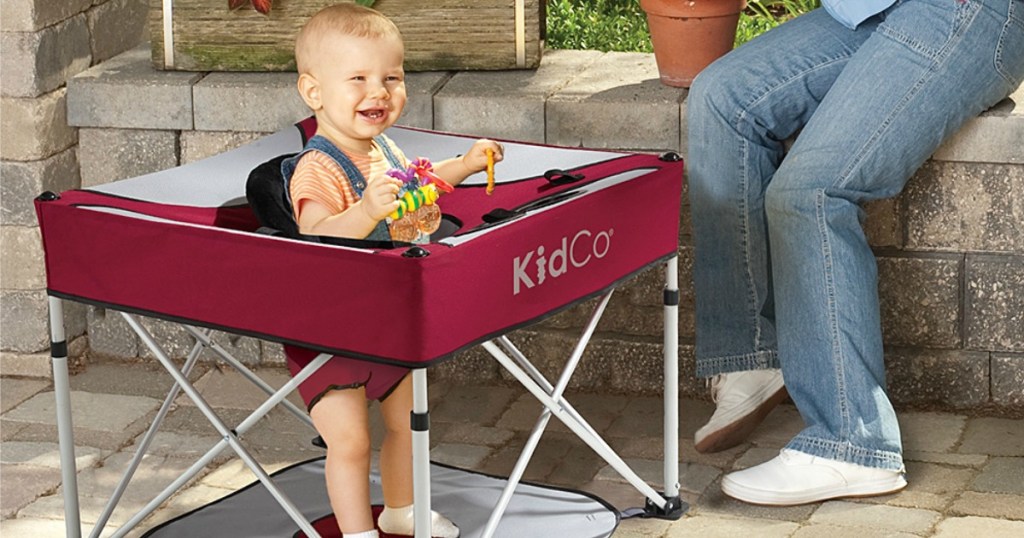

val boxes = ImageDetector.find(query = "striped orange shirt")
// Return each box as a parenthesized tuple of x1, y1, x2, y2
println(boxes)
(289, 137, 408, 220)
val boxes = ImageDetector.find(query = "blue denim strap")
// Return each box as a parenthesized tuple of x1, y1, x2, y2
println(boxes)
(279, 135, 394, 241)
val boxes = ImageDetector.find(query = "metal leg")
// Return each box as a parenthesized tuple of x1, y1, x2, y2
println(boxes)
(90, 331, 209, 538)
(664, 256, 680, 499)
(49, 296, 81, 538)
(116, 314, 323, 538)
(411, 368, 431, 538)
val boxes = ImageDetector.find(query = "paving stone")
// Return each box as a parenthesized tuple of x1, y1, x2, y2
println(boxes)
(897, 410, 967, 453)
(789, 524, 920, 538)
(0, 351, 54, 379)
(67, 46, 200, 129)
(496, 390, 629, 436)
(960, 417, 1024, 456)
(972, 457, 1024, 494)
(809, 501, 940, 533)
(885, 349, 990, 409)
(743, 402, 804, 449)
(966, 255, 1024, 352)
(606, 396, 667, 439)
(856, 460, 975, 511)
(547, 51, 685, 152)
(1, 441, 102, 470)
(664, 514, 799, 537)
(606, 512, 673, 536)
(902, 450, 988, 467)
(932, 515, 1024, 537)
(949, 491, 1024, 520)
(431, 384, 519, 426)
(877, 255, 961, 347)
(730, 447, 779, 470)
(431, 443, 493, 469)
(4, 390, 159, 444)
(435, 49, 603, 143)
(440, 422, 515, 447)
(0, 464, 62, 518)
(595, 458, 719, 497)
(67, 358, 177, 400)
(20, 452, 201, 526)
(175, 367, 299, 411)
(905, 161, 1024, 252)
(0, 517, 119, 538)
(0, 377, 50, 413)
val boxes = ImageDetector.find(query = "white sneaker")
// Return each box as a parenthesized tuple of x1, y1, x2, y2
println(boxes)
(694, 369, 787, 453)
(377, 505, 459, 538)
(722, 448, 907, 505)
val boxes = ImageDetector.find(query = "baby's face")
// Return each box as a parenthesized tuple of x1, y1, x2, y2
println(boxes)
(311, 32, 406, 151)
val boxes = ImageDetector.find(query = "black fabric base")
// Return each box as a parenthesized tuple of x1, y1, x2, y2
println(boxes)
(141, 458, 619, 538)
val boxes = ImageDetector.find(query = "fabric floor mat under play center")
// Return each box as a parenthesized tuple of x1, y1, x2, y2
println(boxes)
(140, 458, 619, 538)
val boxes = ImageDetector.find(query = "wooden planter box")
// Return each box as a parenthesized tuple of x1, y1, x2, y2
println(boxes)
(149, 0, 544, 72)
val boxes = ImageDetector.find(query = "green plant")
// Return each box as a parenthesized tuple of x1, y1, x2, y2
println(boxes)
(545, 0, 820, 51)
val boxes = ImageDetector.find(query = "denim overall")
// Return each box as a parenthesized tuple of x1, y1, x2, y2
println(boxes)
(281, 135, 404, 242)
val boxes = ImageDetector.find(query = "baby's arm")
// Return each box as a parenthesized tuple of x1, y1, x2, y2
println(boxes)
(432, 139, 504, 186)
(295, 173, 402, 238)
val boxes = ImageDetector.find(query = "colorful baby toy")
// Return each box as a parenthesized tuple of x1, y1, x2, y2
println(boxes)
(386, 158, 454, 243)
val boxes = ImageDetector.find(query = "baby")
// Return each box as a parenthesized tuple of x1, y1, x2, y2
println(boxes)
(282, 4, 503, 537)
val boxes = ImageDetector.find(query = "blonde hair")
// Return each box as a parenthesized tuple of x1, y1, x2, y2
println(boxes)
(295, 3, 403, 74)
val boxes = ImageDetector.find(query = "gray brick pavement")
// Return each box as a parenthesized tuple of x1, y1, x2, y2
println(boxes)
(2, 358, 1023, 536)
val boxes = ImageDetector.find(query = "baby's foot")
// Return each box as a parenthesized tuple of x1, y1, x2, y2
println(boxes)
(378, 505, 459, 538)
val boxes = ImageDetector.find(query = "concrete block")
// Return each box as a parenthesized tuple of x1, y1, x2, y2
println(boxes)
(949, 491, 1024, 521)
(905, 161, 1024, 252)
(877, 255, 961, 348)
(864, 198, 900, 248)
(260, 340, 285, 366)
(897, 411, 966, 453)
(193, 72, 308, 132)
(78, 127, 177, 187)
(934, 87, 1024, 165)
(179, 130, 266, 164)
(0, 89, 77, 161)
(0, 464, 62, 518)
(991, 353, 1024, 407)
(399, 71, 450, 130)
(435, 49, 603, 143)
(960, 417, 1024, 457)
(1, 146, 79, 226)
(886, 349, 989, 409)
(547, 52, 685, 151)
(1, 290, 48, 352)
(0, 14, 91, 98)
(137, 316, 197, 361)
(0, 226, 45, 289)
(809, 501, 940, 534)
(932, 516, 1024, 538)
(67, 46, 200, 129)
(0, 0, 92, 32)
(965, 255, 1024, 352)
(0, 377, 50, 414)
(198, 330, 262, 366)
(0, 350, 53, 378)
(86, 306, 138, 359)
(86, 0, 148, 64)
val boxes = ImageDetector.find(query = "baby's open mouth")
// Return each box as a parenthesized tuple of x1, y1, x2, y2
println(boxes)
(360, 109, 386, 120)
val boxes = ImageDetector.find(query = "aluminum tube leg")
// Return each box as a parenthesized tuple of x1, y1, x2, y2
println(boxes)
(50, 297, 81, 538)
(664, 256, 680, 498)
(90, 333, 209, 538)
(117, 315, 321, 538)
(411, 368, 431, 538)
(183, 326, 313, 430)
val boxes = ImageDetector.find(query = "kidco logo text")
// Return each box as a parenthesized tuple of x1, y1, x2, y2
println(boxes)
(513, 229, 613, 295)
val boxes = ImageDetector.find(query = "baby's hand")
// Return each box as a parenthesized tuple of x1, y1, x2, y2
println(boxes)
(360, 175, 403, 222)
(461, 139, 504, 175)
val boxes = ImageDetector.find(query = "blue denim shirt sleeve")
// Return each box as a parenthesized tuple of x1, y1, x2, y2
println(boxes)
(822, 0, 896, 29)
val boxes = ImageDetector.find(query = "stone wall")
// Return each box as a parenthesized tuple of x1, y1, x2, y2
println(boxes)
(2, 3, 1022, 412)
(1, 0, 148, 373)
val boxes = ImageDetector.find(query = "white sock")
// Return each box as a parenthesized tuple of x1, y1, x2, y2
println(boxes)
(343, 530, 379, 538)
(379, 504, 459, 538)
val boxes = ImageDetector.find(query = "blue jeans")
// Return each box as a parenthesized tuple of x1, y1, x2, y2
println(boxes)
(688, 0, 1024, 470)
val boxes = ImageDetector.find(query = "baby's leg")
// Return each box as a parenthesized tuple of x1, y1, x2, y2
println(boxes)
(310, 387, 374, 535)
(377, 375, 459, 537)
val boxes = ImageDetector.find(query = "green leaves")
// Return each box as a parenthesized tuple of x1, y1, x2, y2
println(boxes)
(355, 0, 377, 6)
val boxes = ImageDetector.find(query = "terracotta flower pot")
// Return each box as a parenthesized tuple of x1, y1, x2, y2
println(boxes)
(641, 0, 746, 88)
